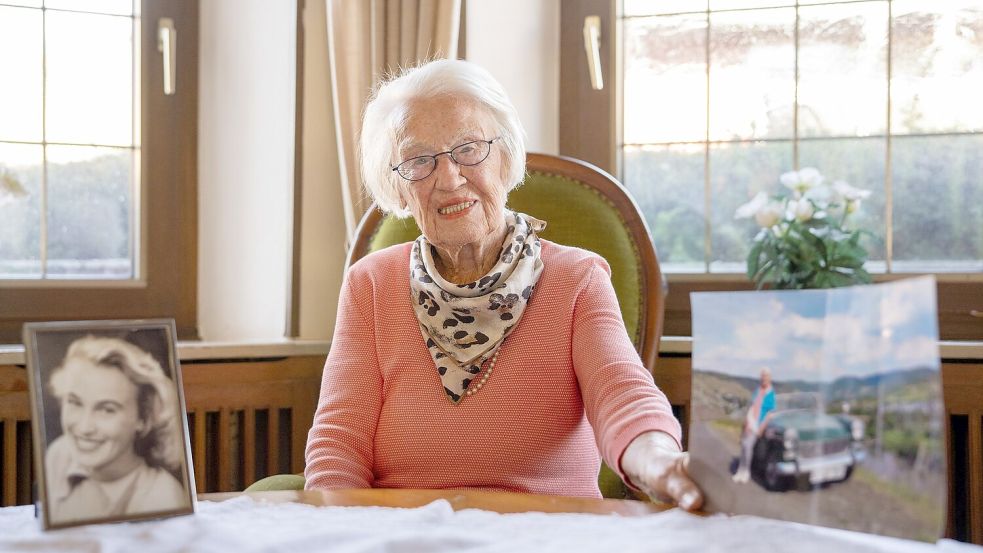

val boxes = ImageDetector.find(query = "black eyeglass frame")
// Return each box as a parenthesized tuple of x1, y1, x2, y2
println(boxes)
(391, 137, 501, 182)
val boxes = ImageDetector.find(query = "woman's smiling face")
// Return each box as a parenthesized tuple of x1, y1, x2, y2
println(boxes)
(396, 94, 509, 258)
(58, 360, 145, 477)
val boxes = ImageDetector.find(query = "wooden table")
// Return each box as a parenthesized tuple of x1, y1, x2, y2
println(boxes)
(201, 488, 672, 517)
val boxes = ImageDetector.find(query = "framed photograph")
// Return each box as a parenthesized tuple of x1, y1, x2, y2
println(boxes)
(23, 319, 197, 529)
(688, 276, 946, 541)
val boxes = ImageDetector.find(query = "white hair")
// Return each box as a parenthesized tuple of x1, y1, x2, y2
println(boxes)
(359, 59, 527, 217)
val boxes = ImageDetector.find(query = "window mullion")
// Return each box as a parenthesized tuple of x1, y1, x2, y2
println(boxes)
(703, 7, 711, 273)
(40, 5, 48, 279)
(884, 0, 893, 273)
(131, 1, 140, 280)
(793, 2, 800, 169)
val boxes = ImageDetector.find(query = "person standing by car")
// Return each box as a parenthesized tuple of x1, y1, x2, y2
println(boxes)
(733, 367, 776, 483)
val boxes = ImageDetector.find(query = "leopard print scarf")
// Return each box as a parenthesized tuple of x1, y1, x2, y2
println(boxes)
(409, 210, 546, 403)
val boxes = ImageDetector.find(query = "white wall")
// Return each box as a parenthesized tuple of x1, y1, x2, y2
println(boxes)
(465, 0, 560, 155)
(198, 1, 296, 341)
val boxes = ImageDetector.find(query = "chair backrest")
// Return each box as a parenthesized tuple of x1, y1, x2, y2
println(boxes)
(347, 152, 666, 368)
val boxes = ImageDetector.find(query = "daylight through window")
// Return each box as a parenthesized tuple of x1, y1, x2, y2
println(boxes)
(621, 0, 983, 275)
(0, 0, 139, 280)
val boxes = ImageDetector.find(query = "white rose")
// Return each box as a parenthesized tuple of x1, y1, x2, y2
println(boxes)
(754, 201, 784, 228)
(780, 167, 824, 196)
(803, 184, 832, 207)
(788, 198, 815, 222)
(832, 180, 869, 200)
(832, 181, 871, 214)
(735, 191, 768, 219)
(833, 180, 871, 201)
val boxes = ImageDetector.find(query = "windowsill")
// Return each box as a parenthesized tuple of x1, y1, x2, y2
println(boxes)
(1, 337, 980, 365)
(663, 272, 983, 283)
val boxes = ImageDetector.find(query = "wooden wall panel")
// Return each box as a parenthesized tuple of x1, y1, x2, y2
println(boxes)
(179, 356, 324, 492)
(0, 365, 30, 508)
(2, 418, 16, 507)
(941, 361, 983, 544)
(1, 353, 980, 546)
(653, 354, 693, 448)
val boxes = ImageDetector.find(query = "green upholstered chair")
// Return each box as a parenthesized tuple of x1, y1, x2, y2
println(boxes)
(245, 153, 666, 498)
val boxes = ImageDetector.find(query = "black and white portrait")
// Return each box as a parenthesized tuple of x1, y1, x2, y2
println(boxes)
(24, 320, 196, 529)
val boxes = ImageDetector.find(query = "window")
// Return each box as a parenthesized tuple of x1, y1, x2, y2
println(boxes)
(0, 0, 198, 343)
(1, 0, 139, 279)
(560, 0, 983, 339)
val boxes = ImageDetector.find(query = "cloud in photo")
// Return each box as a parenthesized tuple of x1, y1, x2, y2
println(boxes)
(692, 277, 939, 382)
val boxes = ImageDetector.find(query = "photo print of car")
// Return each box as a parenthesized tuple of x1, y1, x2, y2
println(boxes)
(688, 277, 946, 542)
(749, 392, 865, 491)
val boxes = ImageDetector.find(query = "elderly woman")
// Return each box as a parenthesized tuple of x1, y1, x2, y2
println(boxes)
(45, 336, 188, 523)
(305, 59, 703, 510)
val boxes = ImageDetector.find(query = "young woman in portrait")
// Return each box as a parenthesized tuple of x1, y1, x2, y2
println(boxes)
(44, 336, 188, 524)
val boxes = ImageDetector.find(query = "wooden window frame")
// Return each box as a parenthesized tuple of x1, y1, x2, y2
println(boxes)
(0, 0, 199, 343)
(559, 0, 982, 340)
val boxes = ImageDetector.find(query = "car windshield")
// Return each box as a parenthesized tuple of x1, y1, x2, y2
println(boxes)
(775, 393, 822, 412)
(772, 411, 849, 440)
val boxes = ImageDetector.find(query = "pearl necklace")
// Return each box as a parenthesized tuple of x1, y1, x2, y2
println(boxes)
(465, 348, 499, 396)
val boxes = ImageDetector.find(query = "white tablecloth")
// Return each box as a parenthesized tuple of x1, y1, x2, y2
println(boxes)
(0, 496, 979, 553)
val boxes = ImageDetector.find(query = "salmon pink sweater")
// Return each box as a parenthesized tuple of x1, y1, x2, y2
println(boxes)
(304, 240, 681, 497)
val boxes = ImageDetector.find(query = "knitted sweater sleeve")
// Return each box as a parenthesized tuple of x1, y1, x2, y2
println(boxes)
(304, 272, 381, 489)
(571, 259, 682, 484)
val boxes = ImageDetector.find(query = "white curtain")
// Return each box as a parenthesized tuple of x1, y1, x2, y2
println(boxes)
(326, 0, 462, 242)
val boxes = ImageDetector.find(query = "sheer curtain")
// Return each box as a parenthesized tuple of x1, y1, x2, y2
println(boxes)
(326, 0, 461, 241)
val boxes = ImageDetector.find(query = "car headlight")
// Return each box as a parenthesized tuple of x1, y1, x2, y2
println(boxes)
(783, 428, 798, 450)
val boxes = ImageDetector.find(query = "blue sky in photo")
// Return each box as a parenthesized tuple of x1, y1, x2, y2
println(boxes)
(691, 276, 940, 382)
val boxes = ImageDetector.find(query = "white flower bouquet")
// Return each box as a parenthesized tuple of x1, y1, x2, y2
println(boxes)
(735, 168, 873, 289)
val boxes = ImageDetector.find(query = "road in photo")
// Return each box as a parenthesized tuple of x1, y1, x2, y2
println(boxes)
(691, 418, 942, 541)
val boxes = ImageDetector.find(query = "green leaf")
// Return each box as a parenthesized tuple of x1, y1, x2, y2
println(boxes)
(752, 258, 775, 285)
(829, 252, 864, 268)
(827, 271, 855, 287)
(746, 241, 764, 278)
(758, 263, 781, 290)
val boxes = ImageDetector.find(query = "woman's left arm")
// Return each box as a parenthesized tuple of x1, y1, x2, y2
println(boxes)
(571, 259, 703, 511)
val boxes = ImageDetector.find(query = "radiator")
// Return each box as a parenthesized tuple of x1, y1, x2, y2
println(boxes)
(0, 355, 323, 502)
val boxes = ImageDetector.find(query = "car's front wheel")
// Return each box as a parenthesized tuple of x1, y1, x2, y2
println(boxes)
(838, 465, 854, 483)
(763, 452, 789, 492)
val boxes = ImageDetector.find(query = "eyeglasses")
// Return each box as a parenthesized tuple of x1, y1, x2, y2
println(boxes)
(392, 138, 499, 182)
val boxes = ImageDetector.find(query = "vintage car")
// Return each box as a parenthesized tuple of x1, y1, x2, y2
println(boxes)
(751, 392, 865, 491)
